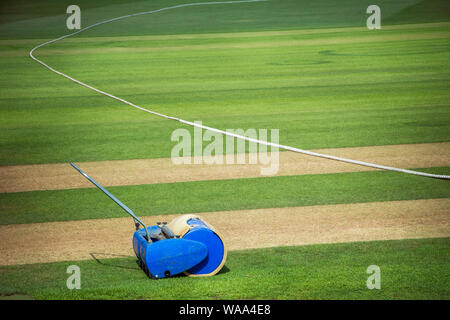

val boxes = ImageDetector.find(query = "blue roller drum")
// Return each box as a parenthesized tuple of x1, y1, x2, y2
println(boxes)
(131, 215, 226, 278)
(182, 218, 226, 276)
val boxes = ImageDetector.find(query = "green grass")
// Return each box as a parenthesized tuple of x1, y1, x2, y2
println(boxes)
(0, 238, 448, 299)
(0, 0, 449, 165)
(1, 167, 449, 225)
(0, 0, 449, 301)
(1, 0, 445, 39)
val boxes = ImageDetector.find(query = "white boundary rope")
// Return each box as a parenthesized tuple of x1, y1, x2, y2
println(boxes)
(30, 0, 450, 180)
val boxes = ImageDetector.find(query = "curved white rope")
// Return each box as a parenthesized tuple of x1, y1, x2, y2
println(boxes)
(30, 0, 450, 180)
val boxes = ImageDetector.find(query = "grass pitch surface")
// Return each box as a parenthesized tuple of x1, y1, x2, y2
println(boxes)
(0, 0, 448, 300)
(0, 0, 449, 165)
(1, 238, 449, 300)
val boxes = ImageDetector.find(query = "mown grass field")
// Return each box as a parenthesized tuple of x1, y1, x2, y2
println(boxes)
(1, 0, 449, 165)
(0, 0, 449, 300)
(1, 238, 449, 300)
(1, 168, 449, 225)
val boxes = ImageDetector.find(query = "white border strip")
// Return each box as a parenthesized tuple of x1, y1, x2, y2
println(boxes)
(30, 0, 450, 180)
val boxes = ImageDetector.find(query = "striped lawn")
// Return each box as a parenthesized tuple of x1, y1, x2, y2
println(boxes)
(1, 1, 449, 165)
(1, 167, 449, 225)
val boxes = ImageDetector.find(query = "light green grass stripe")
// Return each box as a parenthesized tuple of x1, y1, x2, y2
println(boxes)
(2, 21, 449, 45)
(19, 32, 449, 58)
(5, 24, 449, 57)
(0, 238, 448, 299)
(0, 167, 449, 225)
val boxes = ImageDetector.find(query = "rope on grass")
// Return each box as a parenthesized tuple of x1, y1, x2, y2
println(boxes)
(29, 0, 450, 180)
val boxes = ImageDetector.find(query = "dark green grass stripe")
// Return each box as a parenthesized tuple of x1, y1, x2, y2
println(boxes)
(2, 0, 445, 39)
(0, 238, 448, 299)
(0, 167, 449, 225)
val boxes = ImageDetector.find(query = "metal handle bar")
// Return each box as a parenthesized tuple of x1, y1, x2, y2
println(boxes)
(70, 162, 151, 243)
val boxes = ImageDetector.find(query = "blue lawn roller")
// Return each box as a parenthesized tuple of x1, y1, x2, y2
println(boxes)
(70, 162, 227, 279)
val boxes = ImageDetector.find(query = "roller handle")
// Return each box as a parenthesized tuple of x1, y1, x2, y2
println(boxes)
(70, 162, 151, 243)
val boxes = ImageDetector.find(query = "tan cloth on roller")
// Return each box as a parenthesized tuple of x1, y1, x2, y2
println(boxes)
(167, 214, 215, 238)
